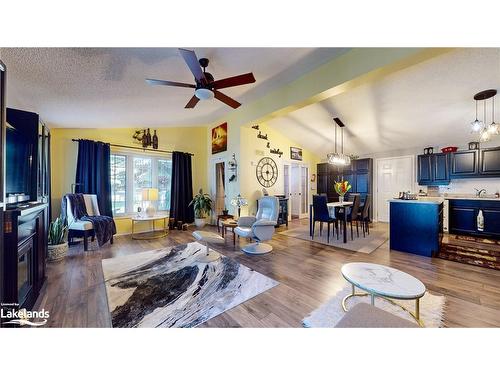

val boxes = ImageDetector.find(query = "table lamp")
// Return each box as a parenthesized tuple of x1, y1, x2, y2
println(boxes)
(142, 188, 159, 217)
(231, 194, 248, 218)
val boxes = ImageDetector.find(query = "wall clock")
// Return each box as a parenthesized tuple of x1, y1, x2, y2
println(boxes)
(256, 157, 278, 188)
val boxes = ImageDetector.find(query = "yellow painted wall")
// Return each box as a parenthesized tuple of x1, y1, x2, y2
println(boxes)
(239, 123, 321, 216)
(50, 126, 208, 234)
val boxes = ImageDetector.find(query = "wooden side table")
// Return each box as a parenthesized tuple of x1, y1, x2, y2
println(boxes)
(217, 214, 234, 233)
(221, 219, 238, 246)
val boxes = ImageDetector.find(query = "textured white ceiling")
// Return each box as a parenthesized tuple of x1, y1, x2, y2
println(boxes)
(268, 48, 500, 157)
(1, 47, 347, 127)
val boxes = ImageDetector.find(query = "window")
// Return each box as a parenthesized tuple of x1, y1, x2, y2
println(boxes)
(110, 151, 172, 216)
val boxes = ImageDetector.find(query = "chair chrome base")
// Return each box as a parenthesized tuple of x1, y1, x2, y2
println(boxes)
(196, 242, 221, 263)
(241, 242, 273, 255)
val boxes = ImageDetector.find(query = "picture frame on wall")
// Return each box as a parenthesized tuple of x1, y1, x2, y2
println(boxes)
(211, 122, 228, 154)
(290, 146, 302, 161)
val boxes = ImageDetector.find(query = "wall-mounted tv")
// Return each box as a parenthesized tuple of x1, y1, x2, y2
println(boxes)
(5, 123, 34, 201)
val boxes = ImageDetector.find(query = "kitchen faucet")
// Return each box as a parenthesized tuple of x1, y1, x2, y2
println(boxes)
(475, 188, 487, 197)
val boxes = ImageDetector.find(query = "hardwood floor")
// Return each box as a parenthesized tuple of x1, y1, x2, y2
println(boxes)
(35, 219, 500, 328)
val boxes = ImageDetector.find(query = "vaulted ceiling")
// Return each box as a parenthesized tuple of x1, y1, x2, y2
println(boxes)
(1, 47, 347, 127)
(267, 48, 500, 157)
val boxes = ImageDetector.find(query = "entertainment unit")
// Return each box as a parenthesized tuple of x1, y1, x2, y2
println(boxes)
(1, 105, 51, 323)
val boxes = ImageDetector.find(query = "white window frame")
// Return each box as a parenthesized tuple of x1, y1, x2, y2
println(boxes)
(110, 149, 172, 217)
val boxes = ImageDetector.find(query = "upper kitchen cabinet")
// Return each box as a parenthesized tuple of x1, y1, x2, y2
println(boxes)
(450, 150, 478, 178)
(417, 153, 449, 185)
(479, 147, 500, 175)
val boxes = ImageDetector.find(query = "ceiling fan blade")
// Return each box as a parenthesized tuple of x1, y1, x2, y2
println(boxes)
(212, 73, 256, 90)
(179, 48, 206, 84)
(214, 90, 241, 109)
(185, 95, 200, 109)
(145, 78, 195, 88)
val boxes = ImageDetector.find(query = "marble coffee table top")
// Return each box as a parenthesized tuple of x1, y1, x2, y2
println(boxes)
(341, 262, 426, 299)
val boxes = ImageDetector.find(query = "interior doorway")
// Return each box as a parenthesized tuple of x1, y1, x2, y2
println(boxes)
(215, 162, 225, 216)
(289, 163, 309, 220)
(375, 155, 414, 222)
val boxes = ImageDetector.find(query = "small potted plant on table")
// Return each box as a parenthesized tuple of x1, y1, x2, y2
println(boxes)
(189, 189, 213, 228)
(47, 216, 68, 262)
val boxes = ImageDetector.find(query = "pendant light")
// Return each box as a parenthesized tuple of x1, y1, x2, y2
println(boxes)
(486, 94, 499, 135)
(470, 100, 484, 134)
(473, 89, 497, 142)
(327, 117, 351, 166)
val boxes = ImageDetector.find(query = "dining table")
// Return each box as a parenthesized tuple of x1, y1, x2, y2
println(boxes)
(309, 201, 354, 243)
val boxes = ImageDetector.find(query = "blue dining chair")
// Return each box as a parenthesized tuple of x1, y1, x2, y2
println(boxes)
(312, 195, 337, 243)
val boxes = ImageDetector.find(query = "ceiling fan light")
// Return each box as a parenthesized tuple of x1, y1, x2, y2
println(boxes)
(195, 88, 214, 100)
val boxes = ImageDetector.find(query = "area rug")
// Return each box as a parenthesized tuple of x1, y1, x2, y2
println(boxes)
(303, 285, 445, 328)
(280, 225, 387, 254)
(102, 242, 278, 327)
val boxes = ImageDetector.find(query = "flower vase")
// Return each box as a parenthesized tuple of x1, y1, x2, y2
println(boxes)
(339, 196, 344, 203)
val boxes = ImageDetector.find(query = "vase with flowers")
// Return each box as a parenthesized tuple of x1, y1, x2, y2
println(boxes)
(334, 180, 352, 203)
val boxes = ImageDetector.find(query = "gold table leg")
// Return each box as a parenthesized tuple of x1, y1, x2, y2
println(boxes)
(342, 283, 425, 327)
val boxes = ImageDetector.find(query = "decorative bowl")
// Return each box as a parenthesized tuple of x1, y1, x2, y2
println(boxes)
(441, 146, 458, 153)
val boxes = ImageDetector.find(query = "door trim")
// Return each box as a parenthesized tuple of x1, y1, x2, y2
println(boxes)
(374, 155, 416, 222)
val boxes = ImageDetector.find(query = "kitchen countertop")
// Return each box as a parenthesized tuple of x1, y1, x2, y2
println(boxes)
(443, 196, 500, 201)
(388, 199, 442, 205)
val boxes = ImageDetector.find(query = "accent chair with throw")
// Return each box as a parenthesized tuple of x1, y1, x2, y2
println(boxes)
(62, 193, 116, 251)
(234, 196, 279, 255)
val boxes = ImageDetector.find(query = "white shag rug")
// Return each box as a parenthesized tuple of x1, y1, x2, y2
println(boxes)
(303, 285, 446, 328)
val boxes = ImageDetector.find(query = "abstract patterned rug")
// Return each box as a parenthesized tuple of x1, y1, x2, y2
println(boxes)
(303, 285, 446, 328)
(102, 242, 278, 327)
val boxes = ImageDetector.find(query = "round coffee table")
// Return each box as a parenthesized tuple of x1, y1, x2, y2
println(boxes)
(341, 262, 426, 326)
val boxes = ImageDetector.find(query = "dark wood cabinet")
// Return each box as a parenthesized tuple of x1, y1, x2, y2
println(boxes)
(0, 60, 5, 306)
(450, 150, 478, 178)
(317, 158, 373, 218)
(417, 153, 449, 185)
(448, 199, 500, 239)
(479, 147, 500, 175)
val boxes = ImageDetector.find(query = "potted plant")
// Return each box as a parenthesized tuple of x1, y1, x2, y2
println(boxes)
(189, 189, 213, 228)
(47, 216, 68, 262)
(334, 180, 352, 203)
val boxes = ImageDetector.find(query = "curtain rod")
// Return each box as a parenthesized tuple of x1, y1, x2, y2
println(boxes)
(71, 139, 194, 156)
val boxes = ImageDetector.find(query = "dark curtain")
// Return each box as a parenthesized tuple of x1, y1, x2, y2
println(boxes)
(75, 140, 113, 217)
(169, 151, 194, 224)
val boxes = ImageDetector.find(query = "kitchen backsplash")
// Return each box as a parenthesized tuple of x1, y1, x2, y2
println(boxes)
(438, 178, 500, 196)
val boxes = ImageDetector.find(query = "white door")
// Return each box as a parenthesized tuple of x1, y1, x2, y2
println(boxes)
(299, 165, 309, 218)
(291, 164, 300, 218)
(283, 163, 292, 221)
(376, 156, 414, 222)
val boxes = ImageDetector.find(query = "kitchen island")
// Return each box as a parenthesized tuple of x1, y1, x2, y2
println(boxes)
(389, 199, 443, 257)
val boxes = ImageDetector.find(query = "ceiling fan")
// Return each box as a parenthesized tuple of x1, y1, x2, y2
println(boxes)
(146, 48, 256, 109)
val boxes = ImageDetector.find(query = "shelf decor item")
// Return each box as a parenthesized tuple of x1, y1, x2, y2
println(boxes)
(133, 128, 159, 149)
(231, 194, 248, 218)
(334, 180, 352, 203)
(468, 141, 479, 150)
(189, 189, 213, 228)
(441, 146, 458, 153)
(47, 216, 68, 262)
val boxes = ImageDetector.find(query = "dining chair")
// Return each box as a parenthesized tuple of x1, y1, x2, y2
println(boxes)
(358, 194, 371, 237)
(337, 194, 362, 240)
(312, 195, 337, 243)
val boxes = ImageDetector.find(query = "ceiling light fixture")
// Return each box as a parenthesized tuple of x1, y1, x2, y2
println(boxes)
(472, 89, 497, 143)
(194, 88, 214, 100)
(327, 117, 351, 166)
